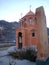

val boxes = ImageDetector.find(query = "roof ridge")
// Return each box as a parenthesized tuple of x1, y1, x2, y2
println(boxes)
(25, 10, 35, 16)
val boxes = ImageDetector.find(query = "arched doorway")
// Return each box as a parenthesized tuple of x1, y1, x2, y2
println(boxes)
(18, 32, 22, 49)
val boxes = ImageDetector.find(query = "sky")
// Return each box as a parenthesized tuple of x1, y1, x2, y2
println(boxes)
(0, 0, 49, 27)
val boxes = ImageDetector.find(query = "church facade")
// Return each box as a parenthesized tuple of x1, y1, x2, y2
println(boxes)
(16, 6, 48, 59)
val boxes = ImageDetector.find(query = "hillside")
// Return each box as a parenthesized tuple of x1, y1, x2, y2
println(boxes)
(0, 20, 19, 43)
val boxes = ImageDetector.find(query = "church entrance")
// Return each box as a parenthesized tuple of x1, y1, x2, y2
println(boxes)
(18, 32, 22, 49)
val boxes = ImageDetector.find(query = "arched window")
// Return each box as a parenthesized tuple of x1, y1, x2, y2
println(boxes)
(29, 18, 32, 24)
(32, 31, 35, 37)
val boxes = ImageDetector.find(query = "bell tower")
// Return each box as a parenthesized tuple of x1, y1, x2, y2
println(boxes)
(35, 6, 48, 59)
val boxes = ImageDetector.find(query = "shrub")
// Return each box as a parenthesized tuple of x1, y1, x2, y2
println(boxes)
(9, 48, 37, 62)
(25, 49, 37, 62)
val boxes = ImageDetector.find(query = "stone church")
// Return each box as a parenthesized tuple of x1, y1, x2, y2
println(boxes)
(16, 6, 49, 60)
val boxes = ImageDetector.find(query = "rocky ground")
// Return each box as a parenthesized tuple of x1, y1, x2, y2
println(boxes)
(0, 46, 36, 65)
